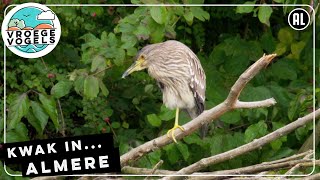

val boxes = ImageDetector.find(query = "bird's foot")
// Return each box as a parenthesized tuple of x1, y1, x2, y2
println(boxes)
(167, 124, 185, 143)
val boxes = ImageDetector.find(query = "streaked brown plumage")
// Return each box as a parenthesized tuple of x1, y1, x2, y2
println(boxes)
(122, 40, 207, 142)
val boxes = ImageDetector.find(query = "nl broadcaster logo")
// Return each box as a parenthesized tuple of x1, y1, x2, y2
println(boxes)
(2, 3, 61, 58)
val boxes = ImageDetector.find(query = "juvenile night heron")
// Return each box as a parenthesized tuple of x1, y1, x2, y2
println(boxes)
(122, 40, 207, 142)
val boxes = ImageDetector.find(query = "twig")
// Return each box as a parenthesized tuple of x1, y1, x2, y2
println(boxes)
(56, 99, 65, 136)
(145, 160, 164, 179)
(188, 159, 311, 179)
(262, 150, 313, 165)
(106, 119, 118, 141)
(165, 109, 320, 179)
(120, 54, 277, 166)
(40, 57, 49, 70)
(91, 66, 112, 76)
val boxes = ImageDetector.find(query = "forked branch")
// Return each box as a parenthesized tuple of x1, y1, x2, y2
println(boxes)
(120, 54, 277, 166)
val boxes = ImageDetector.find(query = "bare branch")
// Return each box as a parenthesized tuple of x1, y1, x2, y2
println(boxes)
(119, 152, 317, 179)
(120, 54, 277, 166)
(262, 150, 313, 165)
(188, 160, 311, 180)
(165, 108, 320, 178)
(224, 54, 276, 108)
(234, 98, 277, 109)
(145, 160, 164, 180)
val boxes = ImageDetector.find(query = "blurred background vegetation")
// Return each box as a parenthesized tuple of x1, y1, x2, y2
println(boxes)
(0, 0, 319, 177)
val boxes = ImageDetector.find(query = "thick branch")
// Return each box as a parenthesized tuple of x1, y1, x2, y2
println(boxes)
(166, 108, 320, 178)
(120, 54, 277, 166)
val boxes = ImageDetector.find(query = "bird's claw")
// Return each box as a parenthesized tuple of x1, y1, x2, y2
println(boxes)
(167, 124, 185, 143)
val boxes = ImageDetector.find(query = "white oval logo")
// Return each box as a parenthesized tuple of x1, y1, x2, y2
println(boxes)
(2, 3, 61, 58)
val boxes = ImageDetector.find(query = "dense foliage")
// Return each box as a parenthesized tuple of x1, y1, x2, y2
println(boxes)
(0, 0, 319, 178)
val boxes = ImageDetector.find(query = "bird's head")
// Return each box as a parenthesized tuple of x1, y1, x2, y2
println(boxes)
(122, 45, 155, 78)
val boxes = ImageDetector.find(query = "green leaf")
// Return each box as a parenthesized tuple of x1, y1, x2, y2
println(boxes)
(15, 122, 29, 141)
(176, 143, 190, 161)
(184, 9, 194, 25)
(99, 80, 109, 97)
(269, 59, 297, 80)
(164, 143, 181, 164)
(220, 110, 241, 124)
(122, 122, 129, 129)
(236, 1, 256, 14)
(165, 25, 176, 39)
(190, 7, 210, 21)
(114, 48, 126, 66)
(74, 75, 85, 95)
(270, 139, 282, 150)
(183, 133, 204, 147)
(126, 47, 138, 56)
(209, 44, 227, 66)
(91, 55, 106, 72)
(274, 43, 287, 56)
(84, 76, 99, 100)
(121, 34, 137, 49)
(147, 114, 162, 127)
(260, 31, 276, 53)
(290, 41, 306, 59)
(8, 93, 30, 129)
(112, 122, 121, 129)
(258, 6, 273, 26)
(30, 101, 48, 132)
(210, 134, 224, 155)
(107, 33, 118, 47)
(278, 28, 294, 45)
(241, 86, 272, 101)
(158, 105, 175, 121)
(147, 150, 161, 165)
(117, 23, 136, 33)
(144, 84, 153, 93)
(150, 6, 167, 24)
(39, 94, 59, 131)
(26, 111, 42, 134)
(51, 81, 72, 99)
(245, 121, 268, 143)
(6, 131, 26, 143)
(6, 122, 29, 143)
(133, 26, 150, 40)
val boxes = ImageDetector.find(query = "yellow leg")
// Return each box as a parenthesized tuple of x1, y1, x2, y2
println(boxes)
(167, 108, 185, 143)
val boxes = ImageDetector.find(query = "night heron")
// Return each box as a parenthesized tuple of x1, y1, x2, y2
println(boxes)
(122, 40, 207, 142)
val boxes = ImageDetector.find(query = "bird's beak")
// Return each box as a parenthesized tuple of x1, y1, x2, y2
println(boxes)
(122, 58, 144, 79)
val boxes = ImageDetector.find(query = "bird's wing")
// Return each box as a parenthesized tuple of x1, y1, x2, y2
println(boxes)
(187, 52, 206, 115)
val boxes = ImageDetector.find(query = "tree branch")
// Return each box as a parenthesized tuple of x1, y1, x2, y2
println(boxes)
(165, 108, 320, 178)
(234, 98, 276, 109)
(119, 150, 315, 179)
(120, 54, 277, 166)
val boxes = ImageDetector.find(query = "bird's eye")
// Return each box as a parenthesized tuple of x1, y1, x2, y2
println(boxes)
(140, 54, 145, 59)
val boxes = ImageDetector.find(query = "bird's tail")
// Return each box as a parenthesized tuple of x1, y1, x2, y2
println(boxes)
(187, 108, 208, 139)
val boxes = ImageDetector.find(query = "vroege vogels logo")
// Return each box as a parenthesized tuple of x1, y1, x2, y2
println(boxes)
(2, 3, 61, 58)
